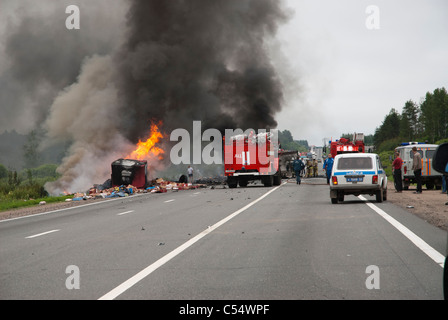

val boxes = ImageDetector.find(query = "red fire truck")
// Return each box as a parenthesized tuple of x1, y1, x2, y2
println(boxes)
(224, 132, 281, 188)
(329, 133, 365, 158)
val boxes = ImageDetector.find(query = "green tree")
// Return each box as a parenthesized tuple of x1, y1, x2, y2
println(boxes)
(420, 88, 448, 142)
(373, 108, 401, 149)
(400, 100, 420, 141)
(0, 163, 7, 179)
(278, 130, 308, 152)
(23, 130, 42, 169)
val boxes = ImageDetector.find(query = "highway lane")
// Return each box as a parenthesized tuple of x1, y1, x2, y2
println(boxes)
(0, 178, 445, 300)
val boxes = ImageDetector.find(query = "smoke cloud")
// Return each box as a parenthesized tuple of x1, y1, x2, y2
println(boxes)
(0, 0, 127, 134)
(22, 0, 291, 194)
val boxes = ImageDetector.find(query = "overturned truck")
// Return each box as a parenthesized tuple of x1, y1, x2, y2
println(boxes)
(111, 159, 148, 189)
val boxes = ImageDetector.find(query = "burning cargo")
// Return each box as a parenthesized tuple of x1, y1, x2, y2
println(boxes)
(111, 159, 148, 189)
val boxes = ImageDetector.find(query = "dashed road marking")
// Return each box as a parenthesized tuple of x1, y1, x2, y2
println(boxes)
(117, 210, 134, 216)
(25, 229, 60, 239)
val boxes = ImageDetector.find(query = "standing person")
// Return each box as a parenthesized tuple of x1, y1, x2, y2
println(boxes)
(441, 173, 447, 194)
(323, 154, 334, 185)
(412, 147, 422, 194)
(187, 165, 194, 184)
(445, 162, 448, 205)
(292, 157, 305, 185)
(392, 151, 403, 193)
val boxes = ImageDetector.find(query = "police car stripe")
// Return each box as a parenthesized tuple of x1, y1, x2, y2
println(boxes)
(333, 171, 376, 176)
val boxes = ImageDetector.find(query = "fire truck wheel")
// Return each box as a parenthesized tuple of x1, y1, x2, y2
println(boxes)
(227, 177, 238, 189)
(239, 179, 248, 187)
(273, 172, 282, 186)
(263, 175, 274, 187)
(331, 197, 338, 204)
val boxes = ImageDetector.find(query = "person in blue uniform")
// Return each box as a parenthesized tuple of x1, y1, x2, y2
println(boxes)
(323, 154, 334, 185)
(292, 157, 305, 185)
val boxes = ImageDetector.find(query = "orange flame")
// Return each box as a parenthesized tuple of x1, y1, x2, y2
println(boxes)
(126, 123, 165, 161)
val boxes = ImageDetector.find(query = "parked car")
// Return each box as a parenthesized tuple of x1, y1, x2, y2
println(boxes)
(329, 153, 387, 204)
(431, 143, 448, 300)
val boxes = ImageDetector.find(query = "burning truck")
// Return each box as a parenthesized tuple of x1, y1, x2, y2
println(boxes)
(111, 159, 148, 189)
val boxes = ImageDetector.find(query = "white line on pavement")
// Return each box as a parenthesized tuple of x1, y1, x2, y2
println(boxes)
(164, 199, 175, 203)
(25, 229, 60, 239)
(117, 210, 135, 216)
(359, 195, 445, 268)
(98, 182, 287, 300)
(0, 193, 150, 223)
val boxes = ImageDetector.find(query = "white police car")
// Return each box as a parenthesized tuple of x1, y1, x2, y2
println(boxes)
(330, 153, 387, 204)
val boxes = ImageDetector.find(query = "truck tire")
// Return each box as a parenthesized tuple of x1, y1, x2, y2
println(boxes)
(273, 170, 282, 186)
(239, 179, 248, 187)
(227, 177, 238, 189)
(263, 175, 274, 187)
(331, 197, 338, 204)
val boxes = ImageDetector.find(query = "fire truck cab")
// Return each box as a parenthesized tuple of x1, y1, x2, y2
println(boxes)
(330, 133, 365, 159)
(395, 142, 443, 190)
(224, 132, 281, 188)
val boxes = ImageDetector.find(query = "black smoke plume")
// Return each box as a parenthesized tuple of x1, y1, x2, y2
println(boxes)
(43, 0, 291, 193)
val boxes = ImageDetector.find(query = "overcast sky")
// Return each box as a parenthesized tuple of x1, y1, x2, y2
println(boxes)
(276, 0, 448, 146)
(1, 0, 447, 148)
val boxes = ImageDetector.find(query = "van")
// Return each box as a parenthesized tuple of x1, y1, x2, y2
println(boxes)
(330, 153, 387, 204)
(395, 142, 443, 190)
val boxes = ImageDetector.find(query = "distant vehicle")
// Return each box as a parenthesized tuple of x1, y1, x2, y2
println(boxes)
(431, 143, 448, 300)
(224, 132, 281, 188)
(330, 153, 387, 204)
(278, 150, 298, 178)
(395, 142, 443, 190)
(330, 133, 365, 159)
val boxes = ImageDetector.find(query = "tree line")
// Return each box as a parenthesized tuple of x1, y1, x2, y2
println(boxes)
(373, 87, 448, 152)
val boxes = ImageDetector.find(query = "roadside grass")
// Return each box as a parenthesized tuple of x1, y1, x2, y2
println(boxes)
(0, 164, 73, 212)
(0, 195, 73, 212)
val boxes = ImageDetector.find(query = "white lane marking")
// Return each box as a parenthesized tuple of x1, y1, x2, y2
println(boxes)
(0, 193, 150, 223)
(164, 199, 175, 203)
(98, 182, 286, 300)
(193, 192, 201, 195)
(25, 229, 60, 239)
(117, 210, 134, 216)
(359, 195, 445, 268)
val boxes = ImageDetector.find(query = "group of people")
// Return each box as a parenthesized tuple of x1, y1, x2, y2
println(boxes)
(291, 154, 334, 185)
(393, 147, 448, 203)
(393, 146, 425, 194)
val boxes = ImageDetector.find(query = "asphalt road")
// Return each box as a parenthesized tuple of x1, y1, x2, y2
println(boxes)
(0, 177, 446, 300)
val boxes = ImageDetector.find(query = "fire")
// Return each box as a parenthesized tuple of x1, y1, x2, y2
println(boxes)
(126, 123, 165, 160)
